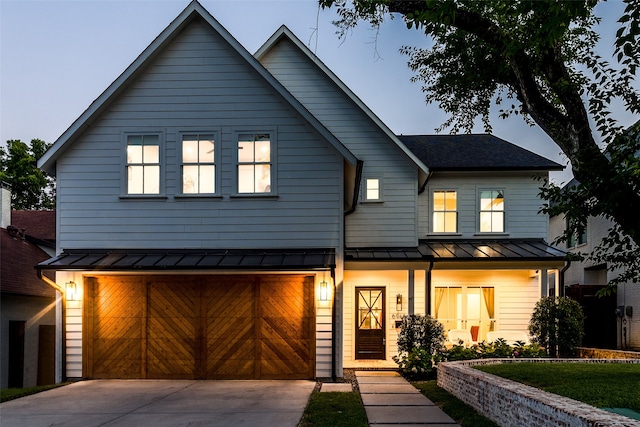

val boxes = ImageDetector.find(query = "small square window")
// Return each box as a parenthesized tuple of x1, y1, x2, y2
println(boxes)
(365, 178, 381, 201)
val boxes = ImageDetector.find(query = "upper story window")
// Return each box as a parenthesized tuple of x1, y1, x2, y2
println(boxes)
(479, 190, 504, 233)
(126, 134, 160, 195)
(433, 190, 457, 233)
(237, 133, 272, 194)
(182, 133, 216, 194)
(566, 219, 587, 248)
(364, 178, 382, 202)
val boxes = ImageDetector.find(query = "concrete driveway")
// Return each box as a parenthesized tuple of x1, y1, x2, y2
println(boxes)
(0, 379, 316, 427)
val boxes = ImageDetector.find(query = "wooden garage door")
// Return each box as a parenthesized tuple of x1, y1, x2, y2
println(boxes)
(83, 275, 315, 380)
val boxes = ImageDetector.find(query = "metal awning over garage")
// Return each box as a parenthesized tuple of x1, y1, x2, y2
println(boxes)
(36, 248, 336, 271)
(345, 239, 566, 262)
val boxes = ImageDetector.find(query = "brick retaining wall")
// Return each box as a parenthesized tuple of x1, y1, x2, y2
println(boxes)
(437, 358, 640, 427)
(578, 347, 640, 359)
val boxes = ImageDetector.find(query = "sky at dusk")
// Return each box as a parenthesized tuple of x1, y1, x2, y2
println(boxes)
(1, 0, 637, 184)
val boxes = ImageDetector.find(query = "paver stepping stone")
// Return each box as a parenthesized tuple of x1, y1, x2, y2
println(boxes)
(365, 405, 458, 424)
(361, 393, 435, 406)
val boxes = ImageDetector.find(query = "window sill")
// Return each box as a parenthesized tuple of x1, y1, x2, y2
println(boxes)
(361, 200, 384, 204)
(473, 232, 510, 237)
(174, 195, 223, 200)
(119, 195, 168, 200)
(427, 233, 463, 237)
(230, 194, 279, 200)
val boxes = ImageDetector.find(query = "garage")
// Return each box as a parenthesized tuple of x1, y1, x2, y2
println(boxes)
(82, 274, 315, 380)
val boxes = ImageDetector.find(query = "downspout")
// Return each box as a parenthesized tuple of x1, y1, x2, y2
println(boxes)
(418, 172, 433, 195)
(330, 267, 337, 382)
(559, 260, 571, 297)
(37, 269, 67, 382)
(345, 160, 364, 216)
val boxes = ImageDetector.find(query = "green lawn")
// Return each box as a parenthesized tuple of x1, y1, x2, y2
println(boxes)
(299, 383, 497, 427)
(299, 391, 369, 427)
(1, 383, 71, 403)
(476, 363, 640, 411)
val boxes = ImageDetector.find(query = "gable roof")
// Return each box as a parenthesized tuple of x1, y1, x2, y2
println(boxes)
(255, 26, 430, 184)
(397, 134, 564, 171)
(38, 1, 357, 175)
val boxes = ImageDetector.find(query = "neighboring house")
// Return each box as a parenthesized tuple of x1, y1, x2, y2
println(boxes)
(550, 179, 639, 350)
(35, 2, 565, 381)
(0, 184, 58, 388)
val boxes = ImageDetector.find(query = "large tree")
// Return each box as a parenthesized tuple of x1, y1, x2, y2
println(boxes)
(321, 0, 640, 285)
(0, 139, 55, 210)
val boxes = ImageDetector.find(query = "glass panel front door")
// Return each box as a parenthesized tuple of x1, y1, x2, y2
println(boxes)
(355, 288, 385, 359)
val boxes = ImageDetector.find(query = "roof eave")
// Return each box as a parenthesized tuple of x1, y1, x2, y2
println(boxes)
(39, 1, 358, 175)
(255, 26, 428, 178)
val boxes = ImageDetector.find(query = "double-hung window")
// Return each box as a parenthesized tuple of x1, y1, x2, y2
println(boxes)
(363, 178, 382, 202)
(433, 190, 457, 233)
(237, 133, 272, 194)
(126, 134, 160, 195)
(479, 190, 505, 233)
(182, 133, 216, 194)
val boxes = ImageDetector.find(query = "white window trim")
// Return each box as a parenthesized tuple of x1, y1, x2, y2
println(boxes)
(120, 131, 165, 199)
(232, 129, 277, 197)
(477, 188, 507, 234)
(177, 130, 220, 197)
(431, 189, 458, 234)
(362, 176, 383, 203)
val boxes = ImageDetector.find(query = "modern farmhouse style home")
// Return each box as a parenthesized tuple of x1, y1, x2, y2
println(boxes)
(36, 1, 565, 382)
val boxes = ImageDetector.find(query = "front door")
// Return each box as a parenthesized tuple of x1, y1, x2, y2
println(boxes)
(355, 288, 385, 359)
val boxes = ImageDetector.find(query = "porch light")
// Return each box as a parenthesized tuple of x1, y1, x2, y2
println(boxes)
(320, 281, 328, 301)
(66, 281, 79, 301)
(396, 294, 402, 311)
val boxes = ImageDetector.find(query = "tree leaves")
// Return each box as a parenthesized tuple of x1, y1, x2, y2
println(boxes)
(0, 139, 56, 210)
(322, 0, 640, 288)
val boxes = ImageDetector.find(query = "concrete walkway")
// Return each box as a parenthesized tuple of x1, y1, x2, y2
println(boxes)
(356, 371, 461, 426)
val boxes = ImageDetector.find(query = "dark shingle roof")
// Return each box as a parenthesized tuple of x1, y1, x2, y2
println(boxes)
(1, 228, 56, 297)
(12, 210, 56, 243)
(397, 134, 564, 171)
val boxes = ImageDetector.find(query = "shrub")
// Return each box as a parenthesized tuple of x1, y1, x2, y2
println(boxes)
(393, 347, 441, 380)
(394, 315, 445, 380)
(444, 343, 479, 361)
(396, 314, 445, 354)
(443, 340, 546, 361)
(529, 296, 585, 357)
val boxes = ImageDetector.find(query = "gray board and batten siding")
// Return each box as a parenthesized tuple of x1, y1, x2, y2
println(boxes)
(55, 18, 346, 251)
(257, 33, 423, 249)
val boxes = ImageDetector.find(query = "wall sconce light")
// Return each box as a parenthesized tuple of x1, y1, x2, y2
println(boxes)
(320, 281, 328, 301)
(396, 294, 402, 311)
(66, 281, 79, 301)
